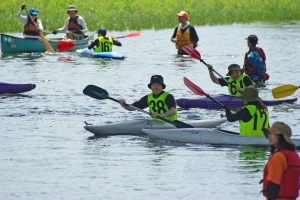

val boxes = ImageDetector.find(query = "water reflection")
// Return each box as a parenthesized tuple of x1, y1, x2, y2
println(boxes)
(1, 52, 43, 60)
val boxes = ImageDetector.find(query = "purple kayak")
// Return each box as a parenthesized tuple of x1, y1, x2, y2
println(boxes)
(177, 94, 297, 109)
(0, 82, 36, 95)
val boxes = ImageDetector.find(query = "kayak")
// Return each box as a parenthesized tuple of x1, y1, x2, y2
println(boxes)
(0, 33, 93, 53)
(76, 48, 126, 59)
(142, 128, 300, 146)
(177, 94, 297, 109)
(84, 118, 227, 136)
(0, 82, 36, 94)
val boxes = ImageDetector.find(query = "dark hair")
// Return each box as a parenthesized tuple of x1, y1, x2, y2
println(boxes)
(246, 101, 267, 110)
(270, 134, 296, 154)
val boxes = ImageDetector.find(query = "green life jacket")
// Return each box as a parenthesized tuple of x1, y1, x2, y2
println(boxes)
(95, 36, 113, 52)
(239, 105, 269, 137)
(228, 74, 252, 97)
(147, 92, 178, 121)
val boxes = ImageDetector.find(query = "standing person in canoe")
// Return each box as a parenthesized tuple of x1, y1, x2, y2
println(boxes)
(119, 75, 178, 121)
(87, 28, 122, 52)
(224, 87, 269, 137)
(261, 122, 300, 200)
(244, 35, 269, 87)
(52, 5, 88, 40)
(17, 4, 44, 40)
(206, 64, 254, 97)
(171, 11, 199, 55)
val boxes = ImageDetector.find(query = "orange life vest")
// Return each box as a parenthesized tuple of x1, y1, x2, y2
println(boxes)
(23, 18, 39, 36)
(68, 16, 83, 31)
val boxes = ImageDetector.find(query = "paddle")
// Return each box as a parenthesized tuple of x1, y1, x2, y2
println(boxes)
(182, 46, 228, 83)
(57, 32, 143, 51)
(25, 8, 56, 54)
(272, 84, 300, 99)
(83, 85, 194, 128)
(183, 77, 226, 109)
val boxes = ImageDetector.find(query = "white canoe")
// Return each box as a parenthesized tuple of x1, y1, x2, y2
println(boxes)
(84, 118, 227, 136)
(142, 128, 300, 146)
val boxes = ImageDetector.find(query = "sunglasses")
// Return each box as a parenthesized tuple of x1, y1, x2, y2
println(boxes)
(30, 14, 37, 16)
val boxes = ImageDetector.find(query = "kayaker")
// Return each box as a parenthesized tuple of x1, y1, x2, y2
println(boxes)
(207, 64, 254, 97)
(261, 122, 300, 200)
(119, 75, 178, 121)
(244, 34, 269, 87)
(17, 4, 44, 40)
(52, 5, 88, 40)
(171, 11, 199, 55)
(224, 87, 269, 137)
(87, 28, 122, 52)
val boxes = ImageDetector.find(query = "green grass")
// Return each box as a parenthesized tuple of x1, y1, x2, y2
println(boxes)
(1, 0, 299, 33)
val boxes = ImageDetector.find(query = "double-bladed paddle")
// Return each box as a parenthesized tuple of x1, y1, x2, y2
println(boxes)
(183, 77, 226, 109)
(272, 84, 300, 99)
(83, 85, 194, 128)
(57, 32, 143, 51)
(182, 46, 228, 83)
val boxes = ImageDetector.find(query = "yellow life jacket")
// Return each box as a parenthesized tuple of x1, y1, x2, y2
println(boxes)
(227, 74, 253, 97)
(95, 36, 113, 52)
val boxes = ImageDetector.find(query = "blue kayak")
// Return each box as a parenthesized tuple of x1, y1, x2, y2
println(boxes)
(76, 48, 126, 59)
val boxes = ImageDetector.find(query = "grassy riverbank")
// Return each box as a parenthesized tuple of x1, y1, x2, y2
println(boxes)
(1, 0, 299, 33)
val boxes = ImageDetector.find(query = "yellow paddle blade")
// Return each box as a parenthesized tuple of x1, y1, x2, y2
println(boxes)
(272, 84, 299, 99)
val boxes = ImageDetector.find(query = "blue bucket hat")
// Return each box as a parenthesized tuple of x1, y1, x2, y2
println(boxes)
(29, 8, 39, 15)
(98, 28, 107, 36)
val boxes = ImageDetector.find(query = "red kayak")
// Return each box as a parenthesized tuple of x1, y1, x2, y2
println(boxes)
(0, 82, 36, 94)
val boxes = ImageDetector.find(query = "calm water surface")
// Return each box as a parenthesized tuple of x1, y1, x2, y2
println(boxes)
(1, 23, 300, 200)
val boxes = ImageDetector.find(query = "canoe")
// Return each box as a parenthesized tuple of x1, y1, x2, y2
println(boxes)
(0, 82, 36, 94)
(142, 128, 300, 146)
(76, 48, 126, 59)
(84, 118, 227, 136)
(177, 94, 297, 109)
(0, 33, 93, 53)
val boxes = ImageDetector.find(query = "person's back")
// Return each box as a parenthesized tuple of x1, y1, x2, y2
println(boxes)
(88, 28, 122, 52)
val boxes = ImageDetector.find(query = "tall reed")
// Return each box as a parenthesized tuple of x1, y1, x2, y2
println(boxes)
(1, 0, 299, 33)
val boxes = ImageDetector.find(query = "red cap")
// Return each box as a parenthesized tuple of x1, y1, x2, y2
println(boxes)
(176, 11, 188, 19)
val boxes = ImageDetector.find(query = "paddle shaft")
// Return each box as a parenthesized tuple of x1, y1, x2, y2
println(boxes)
(25, 8, 56, 53)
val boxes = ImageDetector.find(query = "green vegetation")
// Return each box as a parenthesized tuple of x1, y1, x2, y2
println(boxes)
(1, 0, 299, 33)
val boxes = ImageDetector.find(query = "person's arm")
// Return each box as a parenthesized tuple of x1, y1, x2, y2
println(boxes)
(36, 19, 44, 32)
(207, 64, 220, 85)
(152, 94, 176, 118)
(189, 26, 199, 47)
(16, 11, 27, 24)
(120, 95, 148, 111)
(78, 17, 88, 33)
(171, 27, 178, 43)
(56, 18, 69, 33)
(88, 39, 99, 50)
(225, 107, 252, 122)
(243, 76, 254, 87)
(113, 39, 122, 46)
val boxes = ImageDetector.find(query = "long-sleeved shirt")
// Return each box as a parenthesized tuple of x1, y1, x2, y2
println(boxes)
(171, 23, 199, 47)
(16, 11, 43, 39)
(247, 46, 265, 81)
(88, 38, 122, 50)
(56, 16, 88, 33)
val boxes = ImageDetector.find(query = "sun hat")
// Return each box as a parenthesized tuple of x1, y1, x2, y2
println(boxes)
(226, 64, 244, 76)
(148, 75, 166, 89)
(263, 122, 294, 145)
(29, 8, 38, 15)
(245, 34, 258, 44)
(97, 28, 107, 36)
(238, 87, 261, 102)
(176, 11, 189, 19)
(67, 5, 77, 13)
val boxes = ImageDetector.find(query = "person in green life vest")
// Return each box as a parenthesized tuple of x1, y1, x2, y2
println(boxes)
(207, 64, 254, 97)
(119, 75, 178, 121)
(88, 28, 122, 52)
(224, 87, 269, 137)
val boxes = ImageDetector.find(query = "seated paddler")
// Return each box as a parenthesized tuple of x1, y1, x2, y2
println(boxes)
(119, 75, 178, 121)
(207, 63, 254, 97)
(88, 28, 122, 52)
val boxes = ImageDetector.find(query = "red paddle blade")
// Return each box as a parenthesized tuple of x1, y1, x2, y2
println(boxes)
(182, 46, 201, 60)
(124, 32, 143, 38)
(56, 41, 76, 51)
(183, 77, 208, 97)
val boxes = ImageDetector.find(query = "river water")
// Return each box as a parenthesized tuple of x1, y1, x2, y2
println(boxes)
(1, 22, 300, 200)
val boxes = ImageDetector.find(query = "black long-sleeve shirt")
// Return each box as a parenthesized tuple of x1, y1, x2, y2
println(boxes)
(88, 37, 122, 50)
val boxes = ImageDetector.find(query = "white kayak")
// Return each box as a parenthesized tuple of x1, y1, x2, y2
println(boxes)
(76, 48, 126, 59)
(84, 118, 227, 136)
(142, 128, 300, 146)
